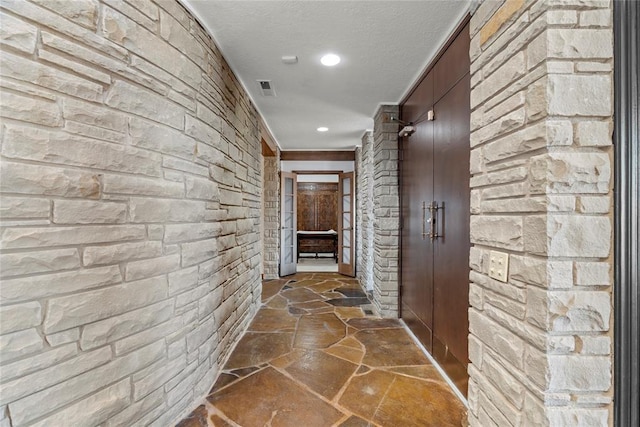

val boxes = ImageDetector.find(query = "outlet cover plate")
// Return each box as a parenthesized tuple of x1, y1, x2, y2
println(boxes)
(489, 250, 509, 282)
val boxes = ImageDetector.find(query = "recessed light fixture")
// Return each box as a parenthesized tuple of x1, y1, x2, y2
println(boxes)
(320, 53, 340, 66)
(317, 127, 329, 132)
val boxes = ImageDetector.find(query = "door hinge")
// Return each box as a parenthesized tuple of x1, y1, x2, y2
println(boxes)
(428, 109, 435, 121)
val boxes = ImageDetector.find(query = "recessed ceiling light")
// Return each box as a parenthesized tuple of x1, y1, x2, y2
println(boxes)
(320, 54, 340, 66)
(317, 127, 329, 132)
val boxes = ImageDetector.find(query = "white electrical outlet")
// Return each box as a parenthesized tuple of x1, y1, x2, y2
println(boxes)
(489, 251, 509, 282)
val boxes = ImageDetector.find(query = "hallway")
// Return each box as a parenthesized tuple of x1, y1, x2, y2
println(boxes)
(176, 273, 466, 426)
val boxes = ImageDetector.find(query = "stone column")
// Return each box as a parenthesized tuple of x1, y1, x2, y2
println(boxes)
(372, 105, 400, 317)
(356, 131, 375, 292)
(262, 150, 280, 279)
(468, 0, 614, 425)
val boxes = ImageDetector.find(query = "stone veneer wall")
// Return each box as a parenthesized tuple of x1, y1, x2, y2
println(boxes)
(468, 0, 614, 425)
(0, 0, 262, 425)
(262, 149, 280, 279)
(372, 105, 400, 317)
(356, 131, 374, 292)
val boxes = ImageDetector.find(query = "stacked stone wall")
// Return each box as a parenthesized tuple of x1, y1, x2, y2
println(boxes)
(0, 0, 262, 425)
(356, 131, 374, 292)
(468, 0, 614, 425)
(262, 150, 280, 279)
(372, 105, 400, 317)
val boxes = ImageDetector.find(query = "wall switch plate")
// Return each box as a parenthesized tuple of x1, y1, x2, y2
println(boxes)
(489, 250, 509, 282)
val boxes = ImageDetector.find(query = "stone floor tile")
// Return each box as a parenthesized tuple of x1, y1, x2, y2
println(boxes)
(334, 306, 365, 319)
(209, 413, 234, 426)
(339, 415, 376, 427)
(224, 332, 293, 369)
(327, 297, 371, 307)
(281, 287, 325, 303)
(294, 312, 346, 349)
(337, 369, 396, 420)
(285, 350, 358, 400)
(347, 318, 402, 330)
(357, 328, 429, 367)
(207, 367, 345, 426)
(373, 374, 465, 427)
(248, 308, 297, 332)
(324, 344, 364, 365)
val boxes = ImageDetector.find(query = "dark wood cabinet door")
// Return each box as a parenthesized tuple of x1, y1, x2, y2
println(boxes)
(401, 70, 435, 350)
(432, 72, 470, 394)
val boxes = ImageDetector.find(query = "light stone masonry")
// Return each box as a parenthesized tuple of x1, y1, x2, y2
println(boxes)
(468, 0, 614, 425)
(0, 0, 263, 425)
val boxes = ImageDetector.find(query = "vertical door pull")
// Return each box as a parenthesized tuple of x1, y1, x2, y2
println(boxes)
(428, 201, 443, 241)
(422, 201, 428, 240)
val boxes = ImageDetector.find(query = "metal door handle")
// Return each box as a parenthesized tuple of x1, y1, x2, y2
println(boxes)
(428, 201, 443, 241)
(422, 201, 427, 240)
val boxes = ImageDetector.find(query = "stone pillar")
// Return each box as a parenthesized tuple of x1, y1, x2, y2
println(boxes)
(356, 131, 375, 292)
(468, 0, 614, 425)
(372, 105, 400, 317)
(262, 150, 280, 279)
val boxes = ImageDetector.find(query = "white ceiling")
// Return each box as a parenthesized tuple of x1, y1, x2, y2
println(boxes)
(182, 0, 472, 151)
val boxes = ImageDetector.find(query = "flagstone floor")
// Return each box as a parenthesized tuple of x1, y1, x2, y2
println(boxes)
(176, 273, 466, 427)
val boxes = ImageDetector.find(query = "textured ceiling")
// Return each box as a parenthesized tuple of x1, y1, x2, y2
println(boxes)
(182, 0, 472, 150)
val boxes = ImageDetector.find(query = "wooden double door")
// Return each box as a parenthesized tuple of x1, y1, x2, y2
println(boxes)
(400, 23, 470, 395)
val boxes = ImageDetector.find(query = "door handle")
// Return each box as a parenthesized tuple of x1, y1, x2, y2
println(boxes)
(428, 201, 443, 241)
(422, 201, 427, 240)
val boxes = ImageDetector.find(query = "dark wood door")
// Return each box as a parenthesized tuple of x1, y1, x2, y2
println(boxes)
(401, 71, 435, 350)
(432, 73, 470, 394)
(399, 22, 470, 396)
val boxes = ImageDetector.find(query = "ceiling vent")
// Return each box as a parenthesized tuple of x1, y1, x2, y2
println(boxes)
(257, 80, 276, 97)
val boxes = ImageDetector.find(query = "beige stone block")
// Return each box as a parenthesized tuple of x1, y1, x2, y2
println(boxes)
(469, 309, 525, 369)
(105, 80, 184, 129)
(185, 176, 220, 201)
(546, 10, 578, 25)
(0, 11, 37, 53)
(470, 166, 527, 188)
(548, 74, 612, 116)
(0, 347, 111, 407)
(103, 0, 157, 31)
(181, 238, 218, 267)
(1, 225, 145, 250)
(134, 356, 186, 401)
(31, 0, 98, 30)
(522, 393, 546, 427)
(548, 29, 613, 59)
(46, 328, 80, 347)
(0, 197, 50, 219)
(525, 77, 547, 121)
(548, 336, 575, 353)
(578, 196, 610, 214)
(472, 90, 525, 130)
(470, 0, 504, 38)
(31, 379, 130, 427)
(480, 0, 525, 45)
(129, 198, 206, 223)
(483, 355, 525, 408)
(2, 239, 76, 275)
(81, 300, 173, 350)
(53, 200, 127, 224)
(2, 125, 161, 177)
(547, 120, 573, 146)
(550, 291, 610, 332)
(0, 344, 77, 384)
(0, 89, 62, 127)
(575, 261, 610, 286)
(526, 287, 549, 329)
(470, 215, 523, 251)
(103, 389, 163, 427)
(0, 328, 43, 363)
(163, 156, 209, 177)
(0, 51, 103, 102)
(524, 345, 549, 389)
(8, 341, 163, 425)
(576, 120, 612, 146)
(548, 408, 608, 426)
(164, 223, 221, 244)
(485, 289, 525, 319)
(575, 61, 612, 72)
(160, 9, 204, 65)
(83, 241, 163, 267)
(125, 253, 181, 281)
(62, 98, 127, 132)
(580, 8, 612, 27)
(483, 121, 546, 163)
(0, 266, 122, 304)
(38, 49, 111, 85)
(167, 266, 199, 296)
(64, 121, 127, 144)
(129, 117, 195, 160)
(0, 302, 41, 335)
(114, 317, 181, 355)
(43, 276, 168, 333)
(103, 174, 183, 199)
(471, 108, 526, 147)
(101, 6, 201, 89)
(543, 152, 611, 194)
(547, 215, 611, 257)
(548, 355, 611, 391)
(580, 336, 610, 355)
(474, 51, 526, 109)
